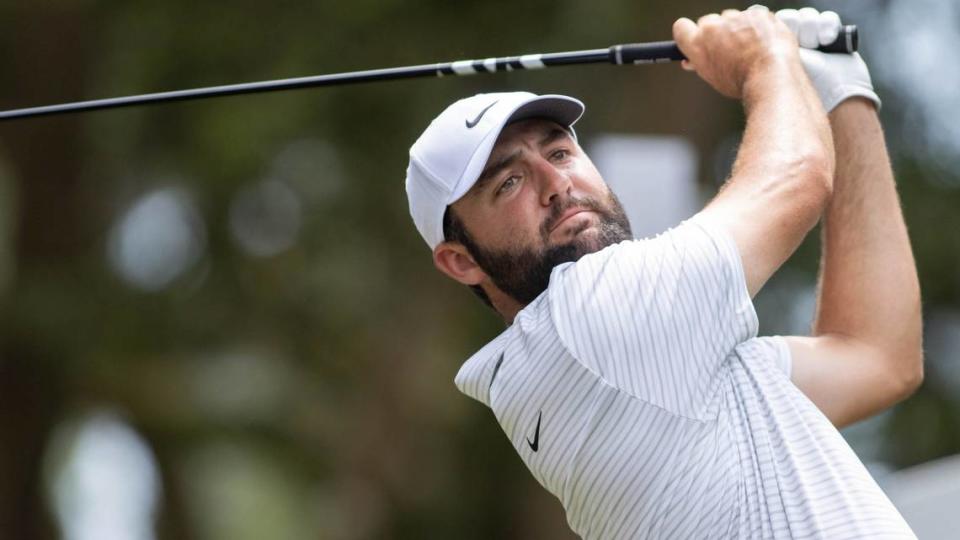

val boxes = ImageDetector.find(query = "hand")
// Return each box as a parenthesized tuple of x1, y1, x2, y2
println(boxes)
(673, 6, 801, 99)
(776, 7, 881, 111)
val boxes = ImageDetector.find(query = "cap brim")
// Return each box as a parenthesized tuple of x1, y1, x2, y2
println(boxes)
(504, 94, 585, 131)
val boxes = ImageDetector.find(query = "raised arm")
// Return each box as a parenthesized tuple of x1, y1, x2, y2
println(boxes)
(673, 7, 834, 298)
(786, 99, 923, 427)
(754, 8, 925, 427)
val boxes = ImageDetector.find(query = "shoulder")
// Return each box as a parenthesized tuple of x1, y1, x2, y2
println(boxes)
(453, 294, 554, 406)
(454, 326, 513, 406)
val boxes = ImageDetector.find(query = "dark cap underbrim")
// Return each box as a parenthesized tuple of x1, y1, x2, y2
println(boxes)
(504, 95, 585, 134)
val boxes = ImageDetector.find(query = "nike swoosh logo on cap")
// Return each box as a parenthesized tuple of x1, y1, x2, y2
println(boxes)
(465, 100, 498, 128)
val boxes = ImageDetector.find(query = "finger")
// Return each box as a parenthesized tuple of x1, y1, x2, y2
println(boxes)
(721, 9, 740, 17)
(673, 16, 698, 51)
(747, 4, 769, 13)
(697, 13, 721, 26)
(818, 10, 842, 46)
(776, 8, 800, 35)
(681, 59, 696, 72)
(797, 7, 820, 49)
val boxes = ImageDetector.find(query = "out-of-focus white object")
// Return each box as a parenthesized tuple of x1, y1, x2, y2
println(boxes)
(881, 453, 960, 540)
(48, 412, 161, 540)
(107, 187, 206, 291)
(587, 135, 700, 239)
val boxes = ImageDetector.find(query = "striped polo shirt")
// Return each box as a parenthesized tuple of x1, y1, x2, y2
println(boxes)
(455, 215, 916, 539)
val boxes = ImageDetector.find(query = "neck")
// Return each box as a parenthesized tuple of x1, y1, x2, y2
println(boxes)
(485, 285, 525, 325)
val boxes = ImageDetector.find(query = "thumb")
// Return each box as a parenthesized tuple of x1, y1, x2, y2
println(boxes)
(673, 17, 698, 69)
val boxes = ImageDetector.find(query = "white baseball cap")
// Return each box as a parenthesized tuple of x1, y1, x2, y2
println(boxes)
(405, 91, 585, 249)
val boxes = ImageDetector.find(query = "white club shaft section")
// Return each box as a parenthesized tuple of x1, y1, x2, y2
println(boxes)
(451, 60, 477, 75)
(519, 54, 546, 69)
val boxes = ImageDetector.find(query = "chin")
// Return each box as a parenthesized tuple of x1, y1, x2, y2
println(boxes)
(544, 210, 632, 262)
(577, 234, 608, 258)
(552, 227, 605, 262)
(568, 222, 604, 248)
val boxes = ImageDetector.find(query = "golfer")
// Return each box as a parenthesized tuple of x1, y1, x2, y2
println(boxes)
(405, 6, 921, 539)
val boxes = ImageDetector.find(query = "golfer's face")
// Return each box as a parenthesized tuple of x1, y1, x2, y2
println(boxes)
(452, 118, 609, 253)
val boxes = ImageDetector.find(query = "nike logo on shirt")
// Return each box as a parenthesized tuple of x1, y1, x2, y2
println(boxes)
(527, 410, 542, 452)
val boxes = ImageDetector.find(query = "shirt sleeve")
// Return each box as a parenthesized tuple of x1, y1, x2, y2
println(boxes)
(734, 335, 792, 379)
(771, 335, 792, 377)
(548, 213, 758, 420)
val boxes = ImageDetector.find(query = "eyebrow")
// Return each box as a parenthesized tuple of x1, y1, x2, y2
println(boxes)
(474, 126, 572, 193)
(474, 149, 521, 193)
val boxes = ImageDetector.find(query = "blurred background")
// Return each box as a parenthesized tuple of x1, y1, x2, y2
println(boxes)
(1, 0, 958, 538)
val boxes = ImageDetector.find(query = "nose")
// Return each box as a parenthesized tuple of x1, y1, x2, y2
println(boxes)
(535, 156, 572, 207)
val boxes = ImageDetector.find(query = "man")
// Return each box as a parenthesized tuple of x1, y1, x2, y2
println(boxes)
(405, 6, 922, 539)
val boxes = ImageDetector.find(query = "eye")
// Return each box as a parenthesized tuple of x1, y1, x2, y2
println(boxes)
(496, 175, 519, 196)
(550, 148, 570, 161)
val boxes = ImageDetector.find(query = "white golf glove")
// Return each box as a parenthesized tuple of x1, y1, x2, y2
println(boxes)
(776, 7, 881, 112)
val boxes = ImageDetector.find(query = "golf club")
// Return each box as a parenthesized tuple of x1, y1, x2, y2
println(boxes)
(0, 25, 857, 121)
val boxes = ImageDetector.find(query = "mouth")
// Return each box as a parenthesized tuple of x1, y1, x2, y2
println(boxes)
(550, 207, 591, 233)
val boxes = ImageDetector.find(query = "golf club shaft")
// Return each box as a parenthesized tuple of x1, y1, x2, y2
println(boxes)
(0, 26, 857, 121)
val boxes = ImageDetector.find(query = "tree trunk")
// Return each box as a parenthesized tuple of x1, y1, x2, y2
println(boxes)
(0, 5, 89, 539)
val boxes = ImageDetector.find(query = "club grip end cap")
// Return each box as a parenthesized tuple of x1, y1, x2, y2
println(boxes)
(819, 25, 858, 53)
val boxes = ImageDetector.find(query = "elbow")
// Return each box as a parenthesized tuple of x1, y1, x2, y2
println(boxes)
(777, 148, 833, 220)
(892, 349, 925, 402)
(906, 350, 925, 395)
(799, 147, 834, 207)
(895, 307, 925, 400)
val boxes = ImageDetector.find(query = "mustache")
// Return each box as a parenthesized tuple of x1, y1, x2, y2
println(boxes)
(539, 196, 608, 240)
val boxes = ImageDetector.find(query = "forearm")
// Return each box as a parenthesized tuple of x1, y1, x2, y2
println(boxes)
(711, 55, 835, 295)
(674, 8, 837, 296)
(814, 99, 922, 386)
(735, 55, 834, 192)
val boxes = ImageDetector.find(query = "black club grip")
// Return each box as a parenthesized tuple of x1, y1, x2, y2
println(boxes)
(610, 24, 858, 65)
(817, 25, 858, 53)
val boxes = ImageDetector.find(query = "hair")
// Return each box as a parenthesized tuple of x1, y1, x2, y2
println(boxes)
(441, 206, 495, 309)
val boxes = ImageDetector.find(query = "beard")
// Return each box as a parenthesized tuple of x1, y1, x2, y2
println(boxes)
(464, 190, 633, 306)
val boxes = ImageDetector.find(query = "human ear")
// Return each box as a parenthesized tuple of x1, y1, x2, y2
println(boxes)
(433, 242, 486, 286)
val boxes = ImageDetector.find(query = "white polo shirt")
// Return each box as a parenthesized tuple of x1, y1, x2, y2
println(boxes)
(455, 215, 916, 539)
